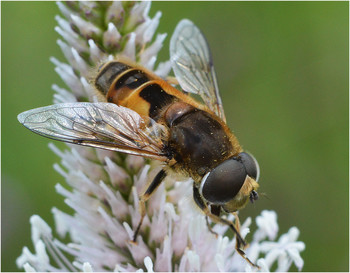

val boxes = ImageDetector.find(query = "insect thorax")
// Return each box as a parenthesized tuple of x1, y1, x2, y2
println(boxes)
(168, 109, 235, 181)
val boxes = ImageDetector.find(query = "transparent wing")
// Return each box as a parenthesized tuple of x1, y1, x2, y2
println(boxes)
(17, 102, 169, 161)
(170, 19, 226, 122)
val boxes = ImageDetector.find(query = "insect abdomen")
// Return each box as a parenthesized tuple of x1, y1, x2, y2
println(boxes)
(95, 61, 177, 120)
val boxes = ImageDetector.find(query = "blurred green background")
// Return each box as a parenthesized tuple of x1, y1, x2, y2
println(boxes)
(2, 2, 348, 272)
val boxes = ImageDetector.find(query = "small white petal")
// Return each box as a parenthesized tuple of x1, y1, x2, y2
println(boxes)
(71, 48, 89, 76)
(54, 17, 87, 52)
(107, 54, 115, 61)
(286, 248, 304, 270)
(88, 39, 104, 63)
(56, 40, 88, 78)
(97, 206, 129, 247)
(136, 11, 161, 45)
(135, 1, 151, 19)
(264, 248, 283, 268)
(286, 226, 300, 242)
(80, 76, 98, 100)
(50, 57, 85, 96)
(65, 240, 124, 269)
(126, 155, 145, 170)
(154, 61, 172, 78)
(133, 165, 151, 193)
(127, 1, 151, 30)
(52, 164, 68, 181)
(34, 240, 50, 265)
(122, 222, 134, 240)
(188, 215, 204, 242)
(23, 263, 36, 272)
(114, 264, 127, 272)
(53, 65, 82, 94)
(134, 18, 151, 44)
(30, 215, 52, 243)
(186, 250, 200, 271)
(99, 181, 129, 218)
(106, 1, 124, 26)
(257, 258, 270, 272)
(16, 247, 34, 268)
(140, 33, 166, 65)
(276, 252, 292, 272)
(256, 210, 278, 241)
(78, 1, 97, 12)
(122, 33, 136, 61)
(55, 27, 84, 52)
(56, 2, 73, 19)
(82, 262, 93, 272)
(149, 202, 167, 243)
(52, 207, 69, 237)
(55, 15, 73, 35)
(241, 216, 252, 229)
(52, 84, 77, 103)
(164, 203, 179, 222)
(215, 253, 225, 271)
(95, 149, 119, 163)
(290, 241, 306, 251)
(259, 241, 278, 252)
(178, 249, 188, 272)
(103, 23, 121, 48)
(144, 256, 154, 272)
(104, 157, 129, 188)
(70, 148, 108, 182)
(127, 238, 154, 265)
(241, 227, 250, 239)
(216, 236, 229, 254)
(171, 217, 189, 256)
(167, 179, 192, 204)
(142, 55, 157, 70)
(145, 11, 162, 43)
(130, 187, 143, 227)
(154, 236, 173, 271)
(57, 39, 74, 64)
(71, 14, 101, 38)
(54, 183, 75, 202)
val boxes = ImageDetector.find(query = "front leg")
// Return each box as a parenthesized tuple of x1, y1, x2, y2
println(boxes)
(132, 169, 167, 242)
(206, 204, 221, 237)
(192, 185, 260, 269)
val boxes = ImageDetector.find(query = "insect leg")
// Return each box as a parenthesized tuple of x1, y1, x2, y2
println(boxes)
(132, 169, 167, 242)
(193, 185, 259, 269)
(205, 216, 218, 237)
(232, 211, 243, 247)
(192, 185, 245, 245)
(231, 211, 255, 266)
(205, 205, 221, 237)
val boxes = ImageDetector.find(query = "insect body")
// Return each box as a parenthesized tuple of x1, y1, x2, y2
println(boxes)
(95, 60, 239, 183)
(18, 19, 260, 267)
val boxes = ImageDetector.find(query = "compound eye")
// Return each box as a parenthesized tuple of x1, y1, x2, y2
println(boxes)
(239, 152, 260, 181)
(200, 159, 246, 204)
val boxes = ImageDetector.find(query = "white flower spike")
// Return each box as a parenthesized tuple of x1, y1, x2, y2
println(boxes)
(17, 2, 304, 272)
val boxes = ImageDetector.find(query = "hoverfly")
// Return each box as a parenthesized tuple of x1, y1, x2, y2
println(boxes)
(18, 19, 260, 268)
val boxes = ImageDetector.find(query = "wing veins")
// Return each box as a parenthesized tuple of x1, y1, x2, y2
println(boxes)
(170, 19, 226, 121)
(18, 102, 169, 161)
